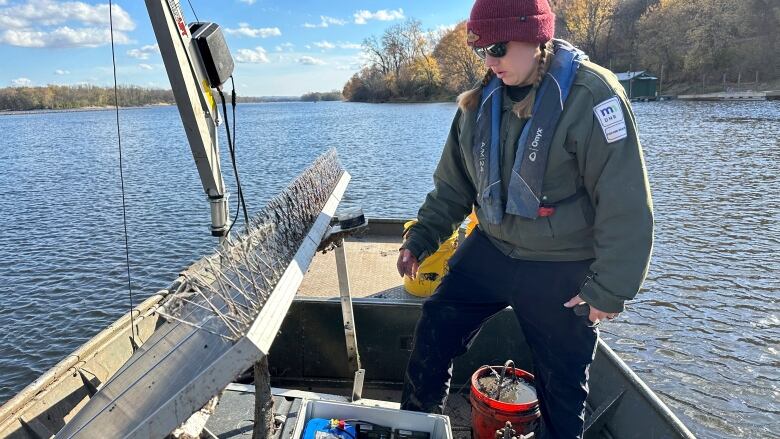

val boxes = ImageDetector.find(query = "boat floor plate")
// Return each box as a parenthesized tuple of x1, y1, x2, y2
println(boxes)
(299, 236, 423, 300)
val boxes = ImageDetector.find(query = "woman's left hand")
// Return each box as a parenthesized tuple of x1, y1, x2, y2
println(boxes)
(564, 295, 619, 324)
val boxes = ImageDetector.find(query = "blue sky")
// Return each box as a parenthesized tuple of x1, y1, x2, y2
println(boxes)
(0, 0, 474, 96)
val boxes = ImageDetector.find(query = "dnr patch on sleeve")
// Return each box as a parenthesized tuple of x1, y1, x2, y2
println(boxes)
(593, 97, 628, 143)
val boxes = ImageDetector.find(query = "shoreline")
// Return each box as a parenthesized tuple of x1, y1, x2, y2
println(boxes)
(0, 101, 320, 115)
(3, 89, 778, 115)
(0, 103, 175, 116)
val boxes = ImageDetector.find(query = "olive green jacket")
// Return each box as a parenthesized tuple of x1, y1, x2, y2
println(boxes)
(403, 61, 654, 313)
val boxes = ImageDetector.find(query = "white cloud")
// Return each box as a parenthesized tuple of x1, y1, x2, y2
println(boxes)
(313, 40, 335, 50)
(127, 44, 159, 60)
(139, 63, 153, 70)
(298, 56, 325, 65)
(353, 8, 404, 25)
(303, 15, 346, 28)
(275, 42, 294, 52)
(11, 77, 32, 87)
(237, 0, 256, 4)
(235, 46, 269, 63)
(225, 23, 281, 38)
(0, 1, 134, 48)
(0, 26, 131, 48)
(54, 69, 69, 75)
(0, 14, 25, 28)
(312, 41, 361, 51)
(0, 1, 134, 31)
(338, 42, 361, 50)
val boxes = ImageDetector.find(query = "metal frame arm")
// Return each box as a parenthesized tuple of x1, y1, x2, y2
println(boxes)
(145, 0, 230, 236)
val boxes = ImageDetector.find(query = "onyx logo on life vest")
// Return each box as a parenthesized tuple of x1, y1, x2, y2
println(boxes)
(528, 128, 543, 162)
(593, 97, 627, 143)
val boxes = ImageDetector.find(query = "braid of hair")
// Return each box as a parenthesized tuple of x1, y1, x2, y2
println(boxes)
(535, 41, 551, 87)
(458, 68, 494, 111)
(512, 41, 553, 119)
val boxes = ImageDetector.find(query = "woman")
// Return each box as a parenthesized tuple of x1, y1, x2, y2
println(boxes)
(396, 1, 653, 438)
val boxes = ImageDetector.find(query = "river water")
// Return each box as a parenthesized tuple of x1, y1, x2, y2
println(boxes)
(0, 100, 778, 438)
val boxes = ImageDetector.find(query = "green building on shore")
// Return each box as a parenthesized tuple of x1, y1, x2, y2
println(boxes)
(616, 71, 659, 100)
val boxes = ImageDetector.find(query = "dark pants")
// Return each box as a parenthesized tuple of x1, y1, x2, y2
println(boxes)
(401, 229, 598, 439)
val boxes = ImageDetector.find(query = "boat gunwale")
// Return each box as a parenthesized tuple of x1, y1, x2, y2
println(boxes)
(595, 339, 696, 439)
(0, 293, 166, 431)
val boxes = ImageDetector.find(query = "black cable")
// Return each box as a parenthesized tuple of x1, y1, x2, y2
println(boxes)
(219, 85, 249, 233)
(231, 78, 240, 230)
(225, 77, 240, 236)
(225, 113, 241, 236)
(225, 79, 241, 236)
(230, 76, 237, 149)
(229, 78, 246, 227)
(226, 184, 241, 236)
(109, 0, 137, 347)
(186, 0, 200, 23)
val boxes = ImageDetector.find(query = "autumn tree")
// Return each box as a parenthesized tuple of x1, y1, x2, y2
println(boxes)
(559, 0, 618, 62)
(395, 21, 442, 98)
(342, 67, 392, 102)
(433, 21, 485, 93)
(350, 19, 445, 101)
(397, 56, 442, 98)
(636, 0, 778, 83)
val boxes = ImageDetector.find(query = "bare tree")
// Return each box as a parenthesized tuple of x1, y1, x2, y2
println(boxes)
(362, 35, 390, 76)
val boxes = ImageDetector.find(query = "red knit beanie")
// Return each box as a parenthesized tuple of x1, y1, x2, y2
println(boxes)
(466, 0, 555, 47)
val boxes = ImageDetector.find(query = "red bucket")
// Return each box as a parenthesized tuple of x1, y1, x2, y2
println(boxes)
(469, 366, 540, 439)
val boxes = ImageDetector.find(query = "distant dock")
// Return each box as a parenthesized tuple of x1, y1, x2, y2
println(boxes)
(678, 91, 780, 101)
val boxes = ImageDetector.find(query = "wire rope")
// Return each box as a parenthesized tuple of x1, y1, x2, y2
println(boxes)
(108, 0, 137, 347)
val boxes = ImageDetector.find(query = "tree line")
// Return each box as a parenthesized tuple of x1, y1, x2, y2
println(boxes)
(301, 91, 343, 102)
(344, 0, 779, 102)
(0, 85, 334, 111)
(0, 85, 176, 111)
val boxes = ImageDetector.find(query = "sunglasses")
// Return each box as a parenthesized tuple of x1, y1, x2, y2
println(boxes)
(473, 42, 508, 59)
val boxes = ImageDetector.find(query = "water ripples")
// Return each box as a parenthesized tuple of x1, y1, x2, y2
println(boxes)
(1, 101, 778, 438)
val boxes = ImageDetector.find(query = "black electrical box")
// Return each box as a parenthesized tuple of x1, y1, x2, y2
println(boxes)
(394, 429, 430, 439)
(189, 22, 234, 88)
(356, 423, 392, 439)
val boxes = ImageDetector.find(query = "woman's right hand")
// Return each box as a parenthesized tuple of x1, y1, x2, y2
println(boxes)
(396, 249, 420, 279)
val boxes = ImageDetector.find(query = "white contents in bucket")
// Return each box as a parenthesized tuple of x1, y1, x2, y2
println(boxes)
(477, 376, 537, 404)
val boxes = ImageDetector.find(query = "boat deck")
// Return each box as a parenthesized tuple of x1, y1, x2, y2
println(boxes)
(298, 232, 416, 300)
